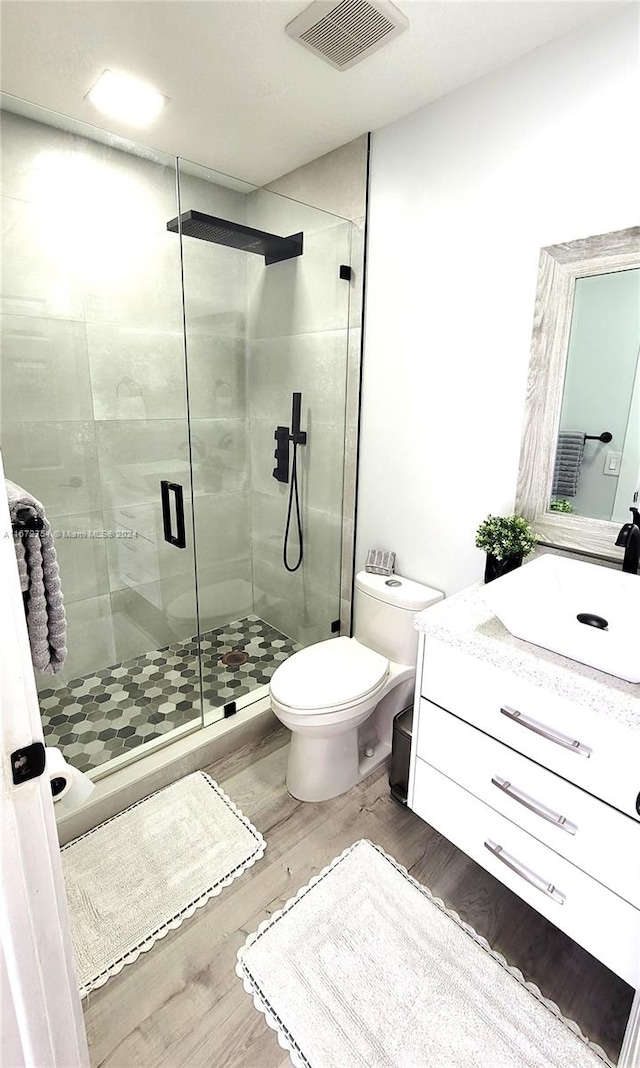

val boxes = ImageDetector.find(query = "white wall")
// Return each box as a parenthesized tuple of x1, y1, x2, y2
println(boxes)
(357, 8, 639, 596)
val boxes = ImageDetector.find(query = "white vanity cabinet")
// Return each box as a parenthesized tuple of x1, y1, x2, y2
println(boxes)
(408, 586, 640, 988)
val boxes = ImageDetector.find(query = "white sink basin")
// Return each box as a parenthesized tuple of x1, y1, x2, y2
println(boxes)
(483, 553, 640, 683)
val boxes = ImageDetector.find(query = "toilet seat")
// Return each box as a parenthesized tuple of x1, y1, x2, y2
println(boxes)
(269, 636, 389, 714)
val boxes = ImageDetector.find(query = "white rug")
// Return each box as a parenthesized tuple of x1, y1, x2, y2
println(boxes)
(63, 771, 265, 998)
(237, 840, 611, 1068)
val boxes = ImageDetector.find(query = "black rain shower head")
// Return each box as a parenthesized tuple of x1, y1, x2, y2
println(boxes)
(166, 210, 303, 265)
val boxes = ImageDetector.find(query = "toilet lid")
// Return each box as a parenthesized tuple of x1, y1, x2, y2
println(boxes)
(270, 637, 389, 712)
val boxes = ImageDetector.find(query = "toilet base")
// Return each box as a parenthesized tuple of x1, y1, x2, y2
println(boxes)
(285, 728, 391, 803)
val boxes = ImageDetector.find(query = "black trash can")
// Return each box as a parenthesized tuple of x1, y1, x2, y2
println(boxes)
(389, 704, 413, 805)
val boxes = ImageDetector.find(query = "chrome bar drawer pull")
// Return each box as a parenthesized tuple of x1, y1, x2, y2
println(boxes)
(484, 839, 566, 904)
(500, 705, 592, 758)
(491, 776, 578, 835)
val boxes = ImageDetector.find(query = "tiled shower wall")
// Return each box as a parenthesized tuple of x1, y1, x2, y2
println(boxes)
(0, 111, 249, 684)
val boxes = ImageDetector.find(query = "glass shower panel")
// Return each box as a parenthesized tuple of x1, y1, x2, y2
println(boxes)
(246, 189, 352, 650)
(177, 158, 352, 726)
(0, 101, 203, 776)
(175, 161, 255, 726)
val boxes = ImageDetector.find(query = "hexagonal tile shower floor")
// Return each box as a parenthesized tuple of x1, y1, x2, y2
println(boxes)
(38, 616, 299, 774)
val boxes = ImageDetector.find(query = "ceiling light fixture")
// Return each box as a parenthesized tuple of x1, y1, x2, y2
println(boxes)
(86, 69, 167, 127)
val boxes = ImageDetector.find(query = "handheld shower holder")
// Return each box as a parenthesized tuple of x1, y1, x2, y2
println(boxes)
(273, 394, 306, 483)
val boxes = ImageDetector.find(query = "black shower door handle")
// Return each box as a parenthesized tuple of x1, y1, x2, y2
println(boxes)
(160, 480, 186, 549)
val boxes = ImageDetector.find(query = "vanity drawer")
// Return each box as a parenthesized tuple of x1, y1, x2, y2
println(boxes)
(114, 535, 160, 583)
(417, 698, 640, 907)
(411, 757, 640, 986)
(112, 505, 158, 544)
(113, 506, 139, 533)
(420, 637, 640, 820)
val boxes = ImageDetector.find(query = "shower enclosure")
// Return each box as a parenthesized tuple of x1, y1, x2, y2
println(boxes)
(0, 98, 353, 780)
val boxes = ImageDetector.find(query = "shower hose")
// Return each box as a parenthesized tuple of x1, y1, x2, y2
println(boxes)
(283, 440, 303, 572)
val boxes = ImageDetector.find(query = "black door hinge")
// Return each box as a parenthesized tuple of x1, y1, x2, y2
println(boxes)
(223, 701, 237, 718)
(331, 619, 341, 633)
(339, 265, 353, 281)
(11, 742, 46, 785)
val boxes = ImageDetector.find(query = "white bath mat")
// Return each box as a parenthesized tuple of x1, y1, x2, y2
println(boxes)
(237, 840, 611, 1068)
(63, 771, 265, 998)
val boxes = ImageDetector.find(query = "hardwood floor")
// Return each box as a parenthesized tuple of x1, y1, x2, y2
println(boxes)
(83, 725, 633, 1067)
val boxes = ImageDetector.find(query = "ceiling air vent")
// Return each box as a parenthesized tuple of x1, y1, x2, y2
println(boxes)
(286, 0, 408, 71)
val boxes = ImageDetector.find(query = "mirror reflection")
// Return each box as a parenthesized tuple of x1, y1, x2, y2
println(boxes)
(550, 267, 640, 524)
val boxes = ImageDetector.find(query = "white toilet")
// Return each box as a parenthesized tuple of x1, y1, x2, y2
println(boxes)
(269, 571, 443, 802)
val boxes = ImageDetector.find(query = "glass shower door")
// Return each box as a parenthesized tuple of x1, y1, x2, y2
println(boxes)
(177, 157, 352, 726)
(0, 100, 204, 775)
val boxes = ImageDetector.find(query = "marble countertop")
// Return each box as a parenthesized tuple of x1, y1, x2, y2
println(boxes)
(413, 583, 639, 731)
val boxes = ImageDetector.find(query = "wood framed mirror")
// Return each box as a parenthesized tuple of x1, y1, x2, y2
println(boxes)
(516, 226, 640, 560)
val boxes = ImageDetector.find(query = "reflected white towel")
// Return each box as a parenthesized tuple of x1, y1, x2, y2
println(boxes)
(5, 479, 67, 675)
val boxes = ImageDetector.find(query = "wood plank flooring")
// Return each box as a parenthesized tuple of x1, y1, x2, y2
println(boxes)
(83, 725, 633, 1067)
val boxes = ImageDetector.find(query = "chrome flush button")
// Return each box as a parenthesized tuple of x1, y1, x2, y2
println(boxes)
(385, 579, 401, 587)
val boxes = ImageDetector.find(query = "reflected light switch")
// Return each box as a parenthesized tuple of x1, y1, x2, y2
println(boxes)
(603, 451, 622, 476)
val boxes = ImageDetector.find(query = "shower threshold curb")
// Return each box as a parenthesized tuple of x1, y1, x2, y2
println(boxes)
(56, 695, 275, 846)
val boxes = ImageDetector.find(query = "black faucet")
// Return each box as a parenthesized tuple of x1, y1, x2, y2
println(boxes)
(615, 506, 640, 574)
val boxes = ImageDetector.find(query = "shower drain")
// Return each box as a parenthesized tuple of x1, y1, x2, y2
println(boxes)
(220, 649, 250, 668)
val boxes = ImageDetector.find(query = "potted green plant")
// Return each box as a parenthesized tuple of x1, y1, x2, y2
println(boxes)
(475, 514, 536, 583)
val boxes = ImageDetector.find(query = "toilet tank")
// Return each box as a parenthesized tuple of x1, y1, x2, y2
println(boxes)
(353, 571, 443, 664)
